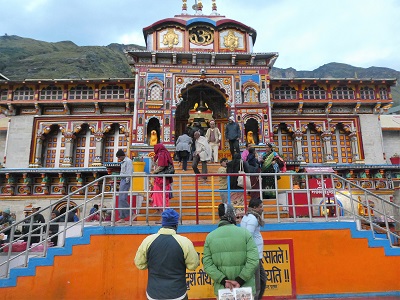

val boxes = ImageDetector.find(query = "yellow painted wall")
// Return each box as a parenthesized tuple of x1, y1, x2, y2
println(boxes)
(0, 229, 399, 299)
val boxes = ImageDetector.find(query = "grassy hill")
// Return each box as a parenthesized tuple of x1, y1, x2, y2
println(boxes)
(0, 35, 398, 106)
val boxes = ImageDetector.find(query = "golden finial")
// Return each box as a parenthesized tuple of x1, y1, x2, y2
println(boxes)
(212, 0, 217, 12)
(198, 0, 203, 11)
(182, 0, 187, 13)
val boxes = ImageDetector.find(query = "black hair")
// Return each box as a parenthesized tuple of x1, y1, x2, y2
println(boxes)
(220, 157, 228, 163)
(249, 198, 263, 208)
(218, 203, 226, 217)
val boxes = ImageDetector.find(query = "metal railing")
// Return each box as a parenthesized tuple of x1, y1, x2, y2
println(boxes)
(0, 171, 399, 279)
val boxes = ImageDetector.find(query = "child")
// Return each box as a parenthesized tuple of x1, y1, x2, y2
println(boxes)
(218, 158, 228, 203)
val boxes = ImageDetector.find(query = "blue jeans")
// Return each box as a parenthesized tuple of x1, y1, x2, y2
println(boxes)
(118, 178, 130, 219)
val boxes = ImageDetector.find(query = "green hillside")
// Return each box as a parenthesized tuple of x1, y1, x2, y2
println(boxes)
(0, 35, 398, 106)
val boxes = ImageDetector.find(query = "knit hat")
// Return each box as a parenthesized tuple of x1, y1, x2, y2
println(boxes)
(218, 203, 236, 224)
(3, 208, 10, 214)
(161, 209, 179, 227)
(24, 204, 33, 212)
(116, 149, 125, 157)
(229, 116, 235, 121)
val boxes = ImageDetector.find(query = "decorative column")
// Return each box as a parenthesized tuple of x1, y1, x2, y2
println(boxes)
(40, 173, 50, 195)
(6, 173, 15, 196)
(349, 131, 363, 163)
(57, 173, 67, 195)
(91, 132, 105, 167)
(60, 131, 75, 167)
(293, 129, 305, 163)
(321, 130, 335, 163)
(22, 173, 32, 195)
(31, 134, 45, 167)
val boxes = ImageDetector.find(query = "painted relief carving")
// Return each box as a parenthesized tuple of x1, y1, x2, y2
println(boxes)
(189, 26, 214, 46)
(162, 28, 179, 49)
(224, 30, 239, 51)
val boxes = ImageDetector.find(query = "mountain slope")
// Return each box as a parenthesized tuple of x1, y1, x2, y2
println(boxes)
(0, 35, 398, 106)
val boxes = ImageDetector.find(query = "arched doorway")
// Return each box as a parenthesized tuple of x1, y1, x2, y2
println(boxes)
(244, 117, 260, 145)
(147, 117, 161, 145)
(175, 82, 229, 140)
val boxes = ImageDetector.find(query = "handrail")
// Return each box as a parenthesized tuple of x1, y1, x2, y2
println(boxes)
(0, 171, 398, 279)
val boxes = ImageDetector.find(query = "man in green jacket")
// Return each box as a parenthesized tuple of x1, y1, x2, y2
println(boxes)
(203, 203, 259, 297)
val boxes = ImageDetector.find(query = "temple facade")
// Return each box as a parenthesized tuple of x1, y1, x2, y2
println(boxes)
(0, 0, 398, 213)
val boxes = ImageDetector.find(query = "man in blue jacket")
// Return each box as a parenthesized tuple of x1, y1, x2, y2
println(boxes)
(134, 209, 200, 300)
(203, 203, 259, 297)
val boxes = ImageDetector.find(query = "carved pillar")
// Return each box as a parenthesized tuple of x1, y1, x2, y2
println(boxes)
(22, 173, 32, 195)
(58, 173, 67, 195)
(349, 131, 363, 163)
(293, 130, 305, 163)
(6, 173, 15, 196)
(91, 132, 105, 167)
(31, 134, 45, 167)
(321, 130, 335, 163)
(61, 131, 75, 167)
(40, 173, 50, 195)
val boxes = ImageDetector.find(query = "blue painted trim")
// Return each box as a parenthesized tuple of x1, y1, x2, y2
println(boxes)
(187, 18, 216, 26)
(1, 222, 399, 290)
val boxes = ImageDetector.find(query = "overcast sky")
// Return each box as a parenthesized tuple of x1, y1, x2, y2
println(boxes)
(1, 0, 399, 71)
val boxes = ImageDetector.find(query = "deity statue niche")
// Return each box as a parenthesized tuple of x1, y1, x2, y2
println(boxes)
(244, 118, 260, 145)
(147, 117, 161, 145)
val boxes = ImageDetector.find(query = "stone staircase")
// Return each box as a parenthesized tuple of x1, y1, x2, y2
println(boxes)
(138, 161, 288, 223)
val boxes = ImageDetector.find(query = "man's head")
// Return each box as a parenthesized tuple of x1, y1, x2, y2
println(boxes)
(218, 203, 236, 224)
(220, 157, 228, 167)
(209, 120, 216, 128)
(194, 131, 200, 140)
(116, 149, 126, 161)
(249, 198, 263, 214)
(228, 116, 235, 123)
(32, 205, 40, 212)
(161, 209, 179, 229)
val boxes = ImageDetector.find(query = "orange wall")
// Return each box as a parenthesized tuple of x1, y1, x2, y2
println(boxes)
(0, 229, 399, 300)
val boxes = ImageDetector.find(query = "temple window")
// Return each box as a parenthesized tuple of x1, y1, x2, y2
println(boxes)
(379, 87, 388, 100)
(147, 84, 163, 101)
(360, 87, 375, 100)
(68, 85, 94, 100)
(274, 126, 295, 161)
(130, 89, 135, 99)
(0, 89, 7, 101)
(43, 128, 66, 168)
(244, 88, 258, 103)
(273, 85, 297, 100)
(332, 86, 354, 100)
(74, 125, 96, 167)
(302, 125, 323, 163)
(303, 85, 326, 100)
(40, 86, 63, 100)
(331, 126, 352, 163)
(100, 85, 124, 99)
(13, 86, 34, 100)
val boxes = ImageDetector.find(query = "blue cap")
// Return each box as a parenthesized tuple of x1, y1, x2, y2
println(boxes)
(161, 209, 179, 227)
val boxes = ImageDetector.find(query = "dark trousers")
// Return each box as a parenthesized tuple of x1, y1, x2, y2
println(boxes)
(229, 139, 240, 157)
(192, 154, 208, 180)
(178, 150, 189, 171)
(255, 259, 267, 300)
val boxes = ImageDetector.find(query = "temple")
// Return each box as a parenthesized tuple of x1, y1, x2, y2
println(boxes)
(0, 0, 398, 212)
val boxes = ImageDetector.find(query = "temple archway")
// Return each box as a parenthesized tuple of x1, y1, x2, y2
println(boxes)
(175, 82, 228, 140)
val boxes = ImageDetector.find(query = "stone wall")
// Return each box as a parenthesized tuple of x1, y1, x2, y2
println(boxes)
(5, 115, 34, 168)
(359, 114, 386, 164)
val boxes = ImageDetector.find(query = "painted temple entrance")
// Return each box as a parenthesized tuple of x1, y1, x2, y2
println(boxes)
(175, 82, 229, 140)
